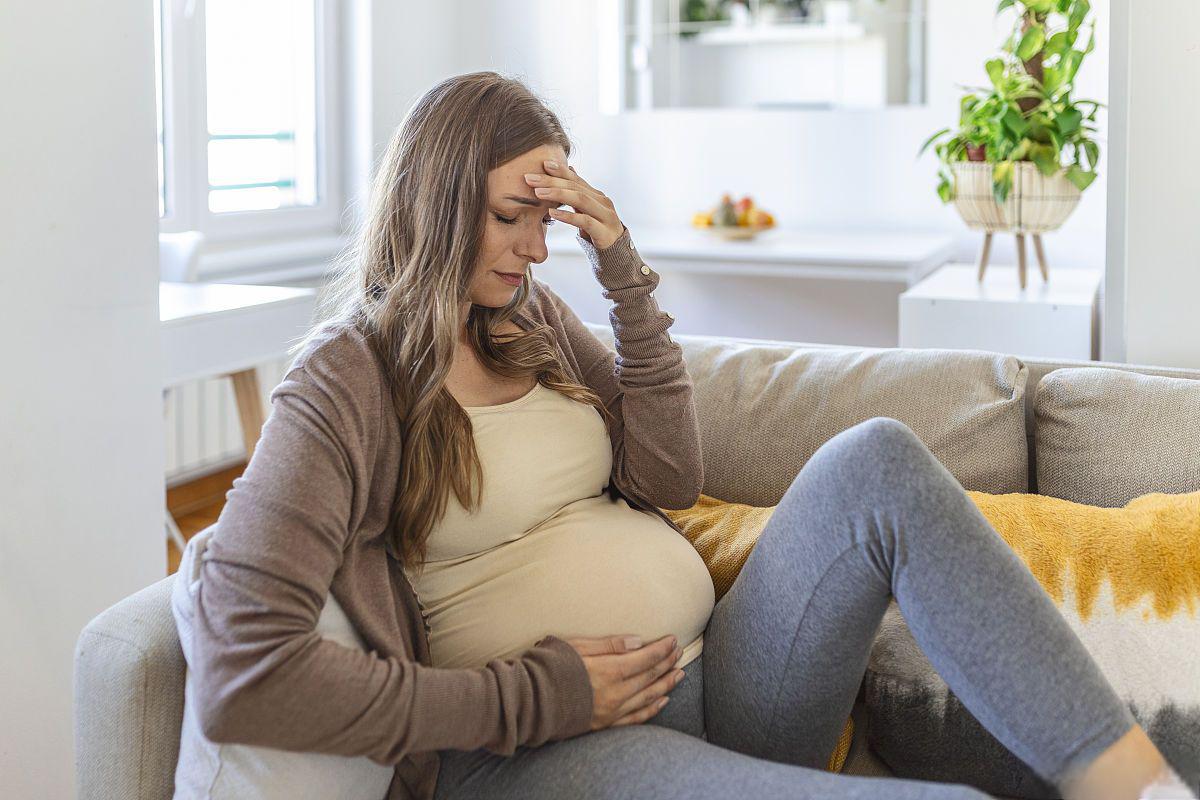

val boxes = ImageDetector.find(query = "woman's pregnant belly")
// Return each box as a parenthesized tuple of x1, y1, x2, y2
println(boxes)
(407, 494, 716, 670)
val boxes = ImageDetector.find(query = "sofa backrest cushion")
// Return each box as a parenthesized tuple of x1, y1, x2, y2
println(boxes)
(1035, 367, 1200, 506)
(583, 324, 1030, 504)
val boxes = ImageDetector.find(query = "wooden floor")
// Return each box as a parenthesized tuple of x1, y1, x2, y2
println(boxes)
(166, 462, 245, 575)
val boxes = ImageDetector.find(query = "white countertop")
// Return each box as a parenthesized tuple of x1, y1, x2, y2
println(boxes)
(546, 223, 956, 284)
(548, 223, 954, 267)
(160, 281, 316, 325)
(160, 281, 318, 385)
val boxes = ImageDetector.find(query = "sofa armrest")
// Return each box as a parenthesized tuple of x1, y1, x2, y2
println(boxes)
(74, 574, 184, 800)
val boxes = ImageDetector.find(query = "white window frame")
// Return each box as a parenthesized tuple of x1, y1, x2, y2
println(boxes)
(158, 0, 345, 278)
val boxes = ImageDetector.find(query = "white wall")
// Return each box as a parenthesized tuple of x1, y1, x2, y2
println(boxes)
(1105, 0, 1200, 369)
(389, 0, 1111, 273)
(0, 4, 166, 797)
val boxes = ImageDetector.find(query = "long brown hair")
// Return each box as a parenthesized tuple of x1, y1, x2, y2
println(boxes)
(289, 71, 612, 574)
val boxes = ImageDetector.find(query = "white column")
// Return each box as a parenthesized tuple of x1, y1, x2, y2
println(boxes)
(0, 3, 165, 797)
(1105, 0, 1200, 368)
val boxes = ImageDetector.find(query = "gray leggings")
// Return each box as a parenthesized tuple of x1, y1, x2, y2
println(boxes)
(433, 417, 1136, 799)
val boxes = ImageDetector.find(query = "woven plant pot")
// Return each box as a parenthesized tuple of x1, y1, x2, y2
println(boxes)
(951, 161, 1081, 234)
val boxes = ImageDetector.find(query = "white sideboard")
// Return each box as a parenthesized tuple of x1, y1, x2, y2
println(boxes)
(541, 223, 954, 347)
(899, 264, 1102, 361)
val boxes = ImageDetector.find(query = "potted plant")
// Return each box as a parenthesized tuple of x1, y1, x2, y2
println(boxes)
(919, 0, 1103, 288)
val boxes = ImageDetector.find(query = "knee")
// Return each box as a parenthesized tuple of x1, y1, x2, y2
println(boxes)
(793, 417, 933, 502)
(825, 416, 926, 465)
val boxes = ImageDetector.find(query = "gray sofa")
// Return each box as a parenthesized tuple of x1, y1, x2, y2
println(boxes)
(75, 325, 1200, 799)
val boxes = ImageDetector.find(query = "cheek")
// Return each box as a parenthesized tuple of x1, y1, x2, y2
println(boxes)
(480, 225, 515, 259)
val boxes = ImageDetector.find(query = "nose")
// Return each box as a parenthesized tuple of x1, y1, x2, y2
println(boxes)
(516, 226, 549, 266)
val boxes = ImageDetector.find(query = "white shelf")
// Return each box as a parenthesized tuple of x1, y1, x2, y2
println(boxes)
(693, 22, 866, 45)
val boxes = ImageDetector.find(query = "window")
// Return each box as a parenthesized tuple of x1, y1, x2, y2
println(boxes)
(156, 0, 343, 271)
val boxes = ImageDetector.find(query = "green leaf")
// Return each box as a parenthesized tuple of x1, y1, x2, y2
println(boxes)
(985, 58, 1005, 88)
(1042, 65, 1062, 95)
(918, 127, 952, 156)
(1030, 143, 1060, 175)
(1065, 164, 1096, 190)
(1045, 31, 1070, 58)
(997, 0, 1016, 11)
(1057, 107, 1082, 136)
(1063, 49, 1084, 84)
(937, 178, 954, 204)
(1083, 140, 1100, 170)
(1069, 0, 1090, 33)
(1023, 114, 1048, 139)
(992, 162, 1014, 204)
(1002, 105, 1030, 137)
(1017, 24, 1046, 61)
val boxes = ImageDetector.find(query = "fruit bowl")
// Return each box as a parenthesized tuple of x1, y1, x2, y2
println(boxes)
(707, 224, 773, 241)
(693, 192, 775, 241)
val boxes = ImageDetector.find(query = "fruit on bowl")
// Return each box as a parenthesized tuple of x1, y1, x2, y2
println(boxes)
(693, 193, 775, 240)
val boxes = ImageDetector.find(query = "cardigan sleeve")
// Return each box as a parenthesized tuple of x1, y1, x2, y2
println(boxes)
(537, 225, 703, 510)
(187, 325, 594, 764)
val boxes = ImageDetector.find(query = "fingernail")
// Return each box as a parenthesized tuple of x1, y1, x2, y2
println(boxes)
(524, 173, 542, 182)
(659, 696, 670, 708)
(623, 636, 642, 650)
(545, 159, 559, 169)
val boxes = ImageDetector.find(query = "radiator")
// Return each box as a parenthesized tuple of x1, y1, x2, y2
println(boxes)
(164, 355, 293, 486)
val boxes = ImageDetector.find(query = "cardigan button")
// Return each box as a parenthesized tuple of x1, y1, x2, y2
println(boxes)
(628, 239, 636, 250)
(665, 311, 675, 320)
(640, 264, 651, 276)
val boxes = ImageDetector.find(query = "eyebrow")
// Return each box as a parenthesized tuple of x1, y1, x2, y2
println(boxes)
(501, 194, 566, 209)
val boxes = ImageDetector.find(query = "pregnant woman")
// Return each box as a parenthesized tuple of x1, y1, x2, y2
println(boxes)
(183, 71, 1192, 800)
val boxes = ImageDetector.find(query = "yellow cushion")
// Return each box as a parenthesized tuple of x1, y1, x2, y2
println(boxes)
(963, 489, 1200, 621)
(661, 489, 1200, 617)
(658, 488, 1200, 774)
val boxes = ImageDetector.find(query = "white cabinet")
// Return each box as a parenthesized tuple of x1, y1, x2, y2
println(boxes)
(898, 264, 1102, 361)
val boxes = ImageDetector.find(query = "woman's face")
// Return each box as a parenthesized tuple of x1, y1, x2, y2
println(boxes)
(467, 143, 568, 311)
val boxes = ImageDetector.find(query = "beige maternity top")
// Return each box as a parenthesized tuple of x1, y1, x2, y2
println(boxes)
(403, 380, 714, 671)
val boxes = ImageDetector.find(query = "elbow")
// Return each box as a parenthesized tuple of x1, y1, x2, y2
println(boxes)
(192, 656, 270, 745)
(658, 470, 704, 511)
(196, 685, 246, 744)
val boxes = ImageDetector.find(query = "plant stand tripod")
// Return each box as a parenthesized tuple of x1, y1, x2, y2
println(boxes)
(976, 231, 1050, 289)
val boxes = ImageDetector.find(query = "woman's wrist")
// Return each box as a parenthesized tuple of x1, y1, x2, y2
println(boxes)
(575, 226, 658, 294)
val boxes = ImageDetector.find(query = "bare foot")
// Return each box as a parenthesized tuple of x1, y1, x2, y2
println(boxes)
(1060, 725, 1179, 800)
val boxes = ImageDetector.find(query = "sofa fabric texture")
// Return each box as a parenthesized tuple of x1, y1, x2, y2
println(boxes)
(587, 325, 1031, 505)
(1035, 367, 1200, 506)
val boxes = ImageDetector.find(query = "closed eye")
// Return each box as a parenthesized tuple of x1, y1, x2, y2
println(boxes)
(494, 212, 556, 227)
